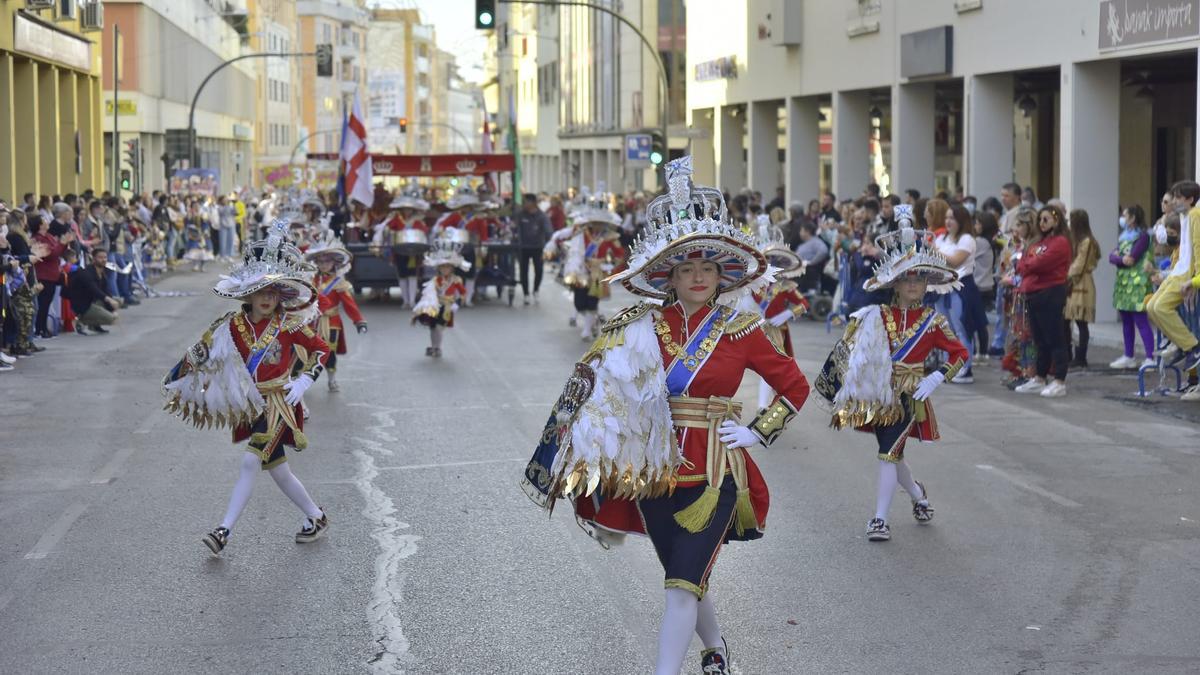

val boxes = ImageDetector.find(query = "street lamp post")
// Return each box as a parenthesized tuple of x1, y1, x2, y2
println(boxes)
(497, 0, 670, 188)
(186, 51, 315, 168)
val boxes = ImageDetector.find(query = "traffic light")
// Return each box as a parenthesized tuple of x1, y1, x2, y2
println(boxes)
(649, 131, 666, 166)
(124, 138, 139, 169)
(398, 117, 408, 133)
(475, 0, 495, 29)
(120, 169, 131, 191)
(316, 43, 333, 77)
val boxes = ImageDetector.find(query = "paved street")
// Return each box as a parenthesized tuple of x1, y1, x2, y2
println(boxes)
(3, 270, 1200, 674)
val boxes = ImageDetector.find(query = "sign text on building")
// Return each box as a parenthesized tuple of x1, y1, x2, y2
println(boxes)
(694, 56, 738, 82)
(1099, 0, 1199, 50)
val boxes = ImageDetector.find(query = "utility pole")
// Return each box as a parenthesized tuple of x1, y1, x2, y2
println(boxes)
(111, 24, 120, 195)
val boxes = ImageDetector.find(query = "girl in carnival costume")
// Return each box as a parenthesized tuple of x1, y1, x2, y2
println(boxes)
(817, 205, 969, 542)
(524, 157, 810, 675)
(749, 217, 809, 411)
(412, 238, 469, 358)
(304, 230, 367, 392)
(546, 189, 626, 340)
(163, 219, 332, 555)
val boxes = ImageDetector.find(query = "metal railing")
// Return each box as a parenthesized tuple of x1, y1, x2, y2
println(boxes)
(1136, 293, 1200, 397)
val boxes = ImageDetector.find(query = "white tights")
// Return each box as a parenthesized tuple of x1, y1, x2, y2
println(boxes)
(874, 459, 925, 521)
(220, 451, 322, 531)
(430, 326, 444, 349)
(655, 588, 725, 675)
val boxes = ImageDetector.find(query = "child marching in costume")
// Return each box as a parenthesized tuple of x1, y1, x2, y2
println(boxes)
(412, 238, 469, 358)
(556, 192, 626, 340)
(433, 187, 487, 305)
(162, 220, 333, 555)
(750, 219, 809, 411)
(374, 188, 430, 307)
(523, 157, 810, 675)
(305, 231, 367, 392)
(816, 206, 969, 543)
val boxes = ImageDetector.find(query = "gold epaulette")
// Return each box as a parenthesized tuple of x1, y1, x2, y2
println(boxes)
(206, 310, 238, 336)
(777, 279, 799, 292)
(335, 279, 354, 294)
(724, 311, 764, 340)
(281, 313, 311, 334)
(586, 302, 655, 355)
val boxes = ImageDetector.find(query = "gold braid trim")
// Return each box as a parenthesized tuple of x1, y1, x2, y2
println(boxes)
(724, 311, 764, 341)
(750, 398, 798, 446)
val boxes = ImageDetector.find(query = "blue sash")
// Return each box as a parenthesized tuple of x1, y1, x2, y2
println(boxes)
(891, 311, 935, 362)
(664, 307, 733, 396)
(585, 240, 599, 258)
(320, 276, 341, 296)
(245, 319, 283, 375)
(757, 293, 772, 313)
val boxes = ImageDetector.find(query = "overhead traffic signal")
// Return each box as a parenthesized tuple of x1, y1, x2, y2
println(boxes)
(398, 117, 408, 133)
(475, 0, 495, 29)
(315, 43, 333, 77)
(124, 138, 139, 168)
(120, 169, 131, 191)
(649, 131, 666, 166)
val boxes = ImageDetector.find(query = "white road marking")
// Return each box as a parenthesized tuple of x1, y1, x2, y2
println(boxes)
(24, 502, 87, 560)
(976, 464, 1082, 509)
(90, 447, 137, 484)
(376, 457, 525, 472)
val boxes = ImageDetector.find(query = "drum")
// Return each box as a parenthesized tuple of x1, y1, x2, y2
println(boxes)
(439, 227, 471, 245)
(391, 228, 429, 256)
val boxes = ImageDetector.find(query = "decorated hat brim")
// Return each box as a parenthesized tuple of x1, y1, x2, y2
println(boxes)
(305, 247, 353, 266)
(389, 198, 430, 211)
(213, 274, 316, 310)
(611, 232, 766, 300)
(763, 247, 802, 273)
(863, 264, 959, 293)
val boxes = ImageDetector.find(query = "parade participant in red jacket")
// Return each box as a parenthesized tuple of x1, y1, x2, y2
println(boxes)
(412, 238, 469, 358)
(305, 231, 367, 392)
(374, 188, 431, 307)
(818, 205, 969, 543)
(524, 157, 809, 675)
(433, 187, 485, 305)
(163, 219, 332, 556)
(748, 219, 809, 410)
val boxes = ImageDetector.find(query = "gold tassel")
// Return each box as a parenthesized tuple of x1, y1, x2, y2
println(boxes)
(673, 485, 721, 533)
(734, 488, 758, 535)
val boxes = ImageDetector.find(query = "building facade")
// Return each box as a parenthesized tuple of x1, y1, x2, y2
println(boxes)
(0, 0, 105, 200)
(687, 0, 1200, 322)
(247, 0, 302, 189)
(100, 0, 256, 196)
(297, 0, 368, 156)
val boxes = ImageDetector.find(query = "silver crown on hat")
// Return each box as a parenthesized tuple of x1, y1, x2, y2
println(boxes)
(629, 156, 755, 259)
(232, 218, 313, 280)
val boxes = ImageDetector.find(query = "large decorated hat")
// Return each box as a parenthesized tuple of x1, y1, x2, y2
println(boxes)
(304, 229, 353, 268)
(755, 216, 801, 275)
(423, 237, 472, 271)
(863, 205, 959, 293)
(446, 186, 480, 210)
(213, 218, 316, 310)
(610, 156, 767, 300)
(569, 184, 622, 228)
(389, 183, 430, 212)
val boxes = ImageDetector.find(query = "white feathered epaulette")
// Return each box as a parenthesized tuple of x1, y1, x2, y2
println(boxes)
(163, 314, 266, 429)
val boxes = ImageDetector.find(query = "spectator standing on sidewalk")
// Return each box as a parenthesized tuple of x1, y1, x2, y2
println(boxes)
(1064, 209, 1100, 368)
(513, 193, 553, 306)
(31, 214, 72, 338)
(935, 204, 980, 383)
(1014, 205, 1073, 397)
(1108, 204, 1156, 369)
(217, 195, 238, 260)
(66, 247, 120, 335)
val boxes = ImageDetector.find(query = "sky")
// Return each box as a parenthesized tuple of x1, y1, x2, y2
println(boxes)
(370, 1, 490, 83)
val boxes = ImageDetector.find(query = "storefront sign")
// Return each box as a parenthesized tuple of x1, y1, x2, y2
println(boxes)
(1099, 0, 1199, 51)
(104, 100, 138, 116)
(171, 169, 220, 197)
(13, 14, 92, 72)
(694, 56, 738, 82)
(260, 163, 339, 191)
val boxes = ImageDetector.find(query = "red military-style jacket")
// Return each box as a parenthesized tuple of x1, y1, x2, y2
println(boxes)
(312, 272, 365, 354)
(752, 280, 809, 357)
(386, 214, 429, 233)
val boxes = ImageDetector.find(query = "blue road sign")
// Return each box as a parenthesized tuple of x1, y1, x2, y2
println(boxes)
(625, 134, 651, 162)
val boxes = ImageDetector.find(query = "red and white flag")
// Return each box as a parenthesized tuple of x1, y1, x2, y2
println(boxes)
(340, 92, 374, 207)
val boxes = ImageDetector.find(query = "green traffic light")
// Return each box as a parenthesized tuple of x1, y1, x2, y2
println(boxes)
(121, 179, 130, 190)
(650, 151, 664, 165)
(479, 11, 493, 26)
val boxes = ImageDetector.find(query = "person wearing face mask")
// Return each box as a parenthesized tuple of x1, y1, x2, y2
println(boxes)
(523, 157, 810, 675)
(1145, 181, 1200, 371)
(817, 206, 968, 543)
(1107, 205, 1156, 369)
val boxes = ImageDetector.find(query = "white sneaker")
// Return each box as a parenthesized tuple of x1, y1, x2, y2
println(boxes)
(0, 351, 15, 365)
(1140, 357, 1158, 370)
(1040, 380, 1067, 398)
(1157, 344, 1181, 362)
(1108, 355, 1137, 369)
(1181, 385, 1200, 401)
(1014, 378, 1047, 394)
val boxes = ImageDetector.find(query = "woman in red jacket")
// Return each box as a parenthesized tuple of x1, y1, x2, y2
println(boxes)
(30, 215, 73, 338)
(1014, 204, 1073, 397)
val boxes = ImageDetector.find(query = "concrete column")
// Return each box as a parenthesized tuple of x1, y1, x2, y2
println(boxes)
(1060, 60, 1121, 323)
(59, 71, 78, 194)
(37, 65, 59, 194)
(785, 96, 820, 206)
(715, 104, 746, 193)
(891, 82, 936, 198)
(13, 59, 39, 197)
(831, 90, 870, 200)
(748, 100, 780, 195)
(0, 54, 15, 202)
(581, 149, 594, 191)
(964, 73, 1014, 199)
(690, 108, 716, 186)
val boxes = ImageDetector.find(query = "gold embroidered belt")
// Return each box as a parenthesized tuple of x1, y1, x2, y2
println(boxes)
(668, 396, 748, 490)
(251, 373, 307, 451)
(891, 362, 924, 395)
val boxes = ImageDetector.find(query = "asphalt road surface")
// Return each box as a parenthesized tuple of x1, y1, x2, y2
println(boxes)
(2, 269, 1199, 674)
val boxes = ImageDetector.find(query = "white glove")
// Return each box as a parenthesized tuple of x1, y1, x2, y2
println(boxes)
(283, 374, 314, 406)
(450, 303, 460, 313)
(768, 311, 792, 327)
(718, 420, 759, 450)
(913, 372, 944, 401)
